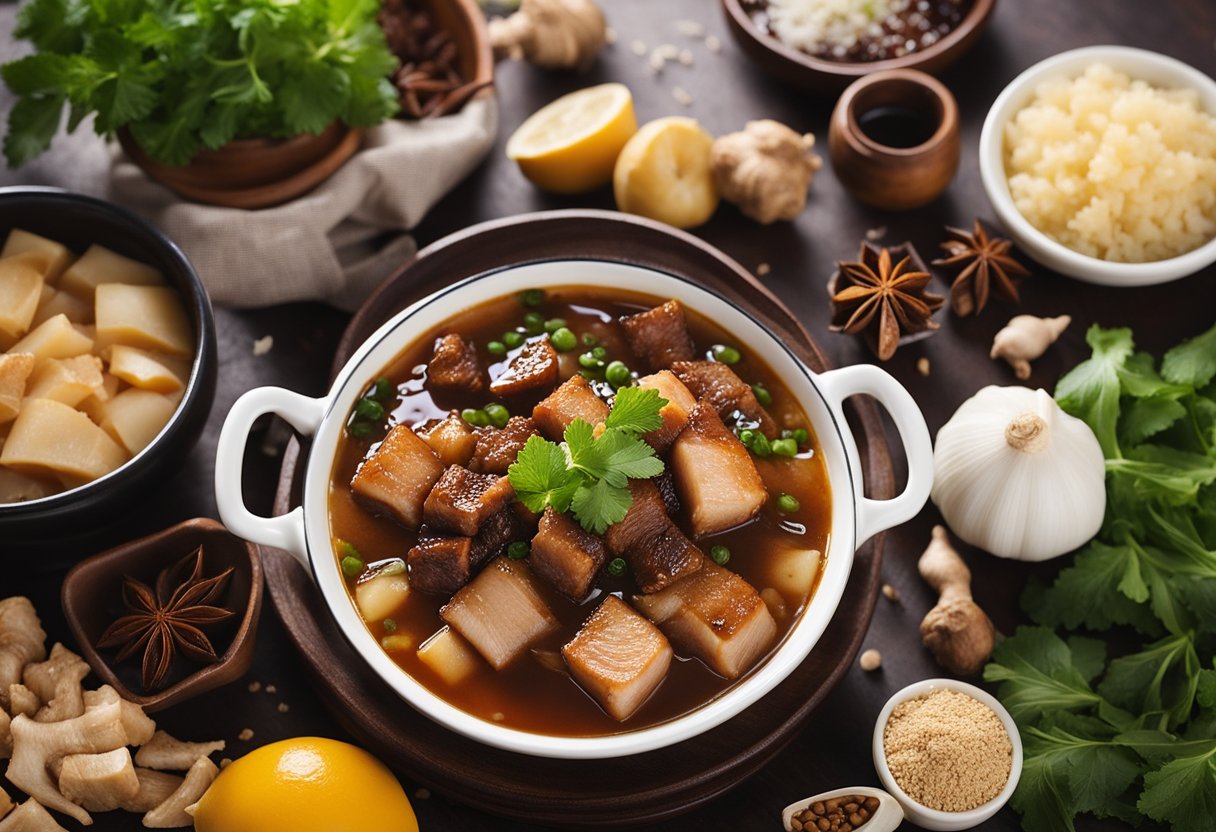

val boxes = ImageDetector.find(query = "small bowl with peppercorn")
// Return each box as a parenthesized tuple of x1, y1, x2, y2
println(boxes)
(783, 786, 904, 832)
(62, 517, 264, 712)
(721, 0, 997, 92)
(871, 678, 1022, 831)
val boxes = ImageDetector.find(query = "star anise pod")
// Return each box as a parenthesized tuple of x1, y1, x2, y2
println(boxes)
(97, 547, 236, 692)
(830, 242, 943, 361)
(932, 220, 1030, 316)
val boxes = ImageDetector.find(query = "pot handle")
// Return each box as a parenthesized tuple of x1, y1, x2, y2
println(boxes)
(816, 364, 933, 548)
(214, 386, 326, 568)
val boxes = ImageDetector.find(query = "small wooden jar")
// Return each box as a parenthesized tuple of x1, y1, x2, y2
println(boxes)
(829, 69, 960, 210)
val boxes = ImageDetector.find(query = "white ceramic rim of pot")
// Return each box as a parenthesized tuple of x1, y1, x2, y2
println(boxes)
(979, 45, 1216, 286)
(216, 259, 933, 758)
(871, 678, 1023, 831)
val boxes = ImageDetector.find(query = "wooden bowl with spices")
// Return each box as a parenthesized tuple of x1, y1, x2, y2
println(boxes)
(380, 0, 494, 119)
(62, 517, 264, 713)
(721, 0, 996, 92)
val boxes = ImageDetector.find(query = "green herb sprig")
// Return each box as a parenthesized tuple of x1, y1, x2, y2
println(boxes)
(508, 386, 667, 534)
(2, 0, 399, 168)
(984, 323, 1216, 832)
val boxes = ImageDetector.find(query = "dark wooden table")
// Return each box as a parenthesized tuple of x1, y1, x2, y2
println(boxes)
(4, 0, 1215, 829)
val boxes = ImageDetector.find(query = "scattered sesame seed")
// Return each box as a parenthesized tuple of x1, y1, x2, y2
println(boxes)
(705, 35, 721, 52)
(237, 728, 254, 741)
(631, 39, 647, 56)
(265, 684, 277, 694)
(859, 648, 882, 671)
(415, 788, 431, 800)
(678, 49, 694, 66)
(253, 335, 274, 356)
(247, 681, 262, 693)
(277, 702, 290, 713)
(656, 44, 680, 59)
(882, 583, 900, 602)
(917, 357, 931, 377)
(675, 19, 705, 37)
(672, 86, 693, 106)
(649, 51, 666, 72)
(756, 262, 771, 276)
(865, 226, 887, 241)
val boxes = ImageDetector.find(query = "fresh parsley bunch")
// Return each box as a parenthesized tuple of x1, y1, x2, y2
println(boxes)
(2, 0, 400, 168)
(983, 323, 1216, 832)
(508, 386, 668, 534)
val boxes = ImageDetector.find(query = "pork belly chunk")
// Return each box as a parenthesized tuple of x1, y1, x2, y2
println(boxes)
(532, 375, 609, 441)
(530, 508, 608, 602)
(350, 425, 444, 529)
(428, 333, 484, 391)
(408, 508, 525, 596)
(634, 561, 777, 679)
(418, 412, 477, 466)
(469, 416, 539, 474)
(562, 595, 672, 722)
(671, 360, 778, 437)
(619, 300, 697, 372)
(442, 558, 559, 670)
(602, 480, 671, 556)
(422, 466, 514, 536)
(637, 370, 697, 452)
(626, 525, 704, 594)
(671, 401, 767, 537)
(489, 338, 559, 397)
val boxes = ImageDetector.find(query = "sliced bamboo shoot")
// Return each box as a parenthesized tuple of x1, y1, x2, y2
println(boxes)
(7, 315, 94, 361)
(60, 245, 163, 299)
(95, 285, 191, 357)
(1, 398, 128, 481)
(2, 229, 75, 281)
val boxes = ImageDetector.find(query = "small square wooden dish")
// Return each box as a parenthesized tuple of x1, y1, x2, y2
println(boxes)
(62, 517, 263, 712)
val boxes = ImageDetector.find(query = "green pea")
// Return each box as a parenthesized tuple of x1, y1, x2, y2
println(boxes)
(347, 420, 373, 438)
(579, 369, 601, 381)
(544, 317, 568, 334)
(712, 344, 742, 365)
(487, 340, 506, 356)
(461, 408, 489, 427)
(355, 398, 385, 420)
(606, 557, 627, 577)
(507, 541, 530, 560)
(579, 352, 605, 369)
(503, 331, 524, 348)
(772, 438, 798, 457)
(382, 618, 398, 632)
(550, 327, 578, 352)
(739, 429, 756, 447)
(710, 545, 730, 565)
(777, 493, 801, 514)
(485, 403, 511, 428)
(592, 346, 608, 359)
(605, 361, 631, 388)
(581, 333, 598, 347)
(340, 555, 365, 578)
(751, 433, 772, 457)
(792, 428, 809, 445)
(752, 384, 772, 407)
(520, 289, 545, 307)
(373, 377, 394, 402)
(524, 311, 545, 334)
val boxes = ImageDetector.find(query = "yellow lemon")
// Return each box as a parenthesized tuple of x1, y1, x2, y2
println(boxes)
(506, 82, 637, 194)
(612, 116, 719, 230)
(191, 737, 417, 832)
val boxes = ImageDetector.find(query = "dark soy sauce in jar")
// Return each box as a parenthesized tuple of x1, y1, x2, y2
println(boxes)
(858, 105, 937, 148)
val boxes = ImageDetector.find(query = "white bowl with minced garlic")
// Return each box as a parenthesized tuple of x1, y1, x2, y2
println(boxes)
(979, 46, 1216, 286)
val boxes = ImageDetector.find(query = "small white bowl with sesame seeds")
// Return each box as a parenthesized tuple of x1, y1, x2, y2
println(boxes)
(871, 678, 1023, 831)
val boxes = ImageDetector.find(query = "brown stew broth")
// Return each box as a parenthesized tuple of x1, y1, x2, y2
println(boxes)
(328, 288, 831, 735)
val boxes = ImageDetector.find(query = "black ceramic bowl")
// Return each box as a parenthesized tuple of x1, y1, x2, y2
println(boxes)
(0, 187, 217, 551)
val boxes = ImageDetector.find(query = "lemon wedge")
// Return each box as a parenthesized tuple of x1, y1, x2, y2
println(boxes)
(613, 116, 720, 229)
(506, 82, 637, 194)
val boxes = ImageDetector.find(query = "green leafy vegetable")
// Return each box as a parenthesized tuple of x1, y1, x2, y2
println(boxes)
(2, 0, 399, 167)
(986, 323, 1216, 832)
(508, 387, 667, 534)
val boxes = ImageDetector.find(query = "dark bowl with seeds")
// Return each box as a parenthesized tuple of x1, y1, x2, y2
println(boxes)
(62, 517, 264, 713)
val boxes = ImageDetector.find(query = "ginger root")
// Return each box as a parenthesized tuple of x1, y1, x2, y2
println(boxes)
(918, 525, 996, 676)
(710, 120, 823, 224)
(489, 0, 607, 72)
(990, 314, 1070, 380)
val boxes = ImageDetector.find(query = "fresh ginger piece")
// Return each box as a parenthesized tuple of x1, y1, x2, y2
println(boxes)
(2, 229, 75, 282)
(918, 525, 996, 676)
(100, 389, 177, 455)
(95, 285, 191, 357)
(7, 315, 93, 361)
(0, 786, 11, 820)
(59, 244, 162, 300)
(0, 798, 70, 831)
(57, 748, 140, 812)
(0, 258, 45, 342)
(107, 346, 187, 394)
(142, 756, 218, 829)
(23, 355, 104, 408)
(133, 731, 225, 771)
(0, 354, 36, 424)
(1, 398, 128, 482)
(417, 626, 481, 686)
(0, 597, 46, 712)
(31, 290, 93, 328)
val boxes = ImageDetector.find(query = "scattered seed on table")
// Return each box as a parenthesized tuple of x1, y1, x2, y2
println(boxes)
(882, 583, 900, 602)
(865, 225, 888, 241)
(679, 49, 694, 65)
(673, 86, 693, 106)
(649, 51, 666, 72)
(247, 681, 262, 693)
(917, 357, 931, 377)
(705, 34, 721, 51)
(277, 702, 290, 713)
(757, 262, 771, 276)
(860, 648, 882, 671)
(253, 335, 274, 356)
(631, 39, 647, 56)
(675, 19, 705, 37)
(238, 728, 254, 741)
(265, 684, 277, 695)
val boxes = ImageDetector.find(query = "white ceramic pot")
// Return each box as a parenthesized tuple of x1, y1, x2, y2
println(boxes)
(214, 260, 933, 759)
(979, 45, 1216, 286)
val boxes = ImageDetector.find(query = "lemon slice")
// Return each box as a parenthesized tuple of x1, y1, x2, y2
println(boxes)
(507, 83, 637, 194)
(613, 116, 720, 230)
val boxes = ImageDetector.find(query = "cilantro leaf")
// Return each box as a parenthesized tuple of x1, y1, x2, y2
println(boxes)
(507, 436, 582, 515)
(604, 386, 667, 435)
(1056, 325, 1134, 457)
(1097, 633, 1201, 730)
(3, 94, 65, 168)
(596, 430, 664, 483)
(1162, 324, 1216, 388)
(570, 478, 632, 535)
(1137, 742, 1216, 832)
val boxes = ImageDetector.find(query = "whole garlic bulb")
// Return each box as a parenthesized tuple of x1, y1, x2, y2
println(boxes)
(931, 386, 1105, 561)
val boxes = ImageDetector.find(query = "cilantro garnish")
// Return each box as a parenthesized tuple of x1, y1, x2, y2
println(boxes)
(984, 323, 1216, 832)
(2, 0, 399, 167)
(508, 386, 667, 534)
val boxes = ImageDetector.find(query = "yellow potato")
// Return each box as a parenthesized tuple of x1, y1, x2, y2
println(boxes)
(31, 289, 94, 327)
(8, 314, 94, 361)
(417, 626, 481, 686)
(763, 547, 822, 601)
(2, 229, 76, 282)
(354, 569, 410, 623)
(0, 256, 46, 341)
(100, 388, 177, 455)
(1, 398, 129, 481)
(60, 244, 163, 299)
(95, 285, 192, 357)
(0, 353, 36, 423)
(24, 355, 104, 408)
(78, 373, 122, 424)
(107, 346, 188, 394)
